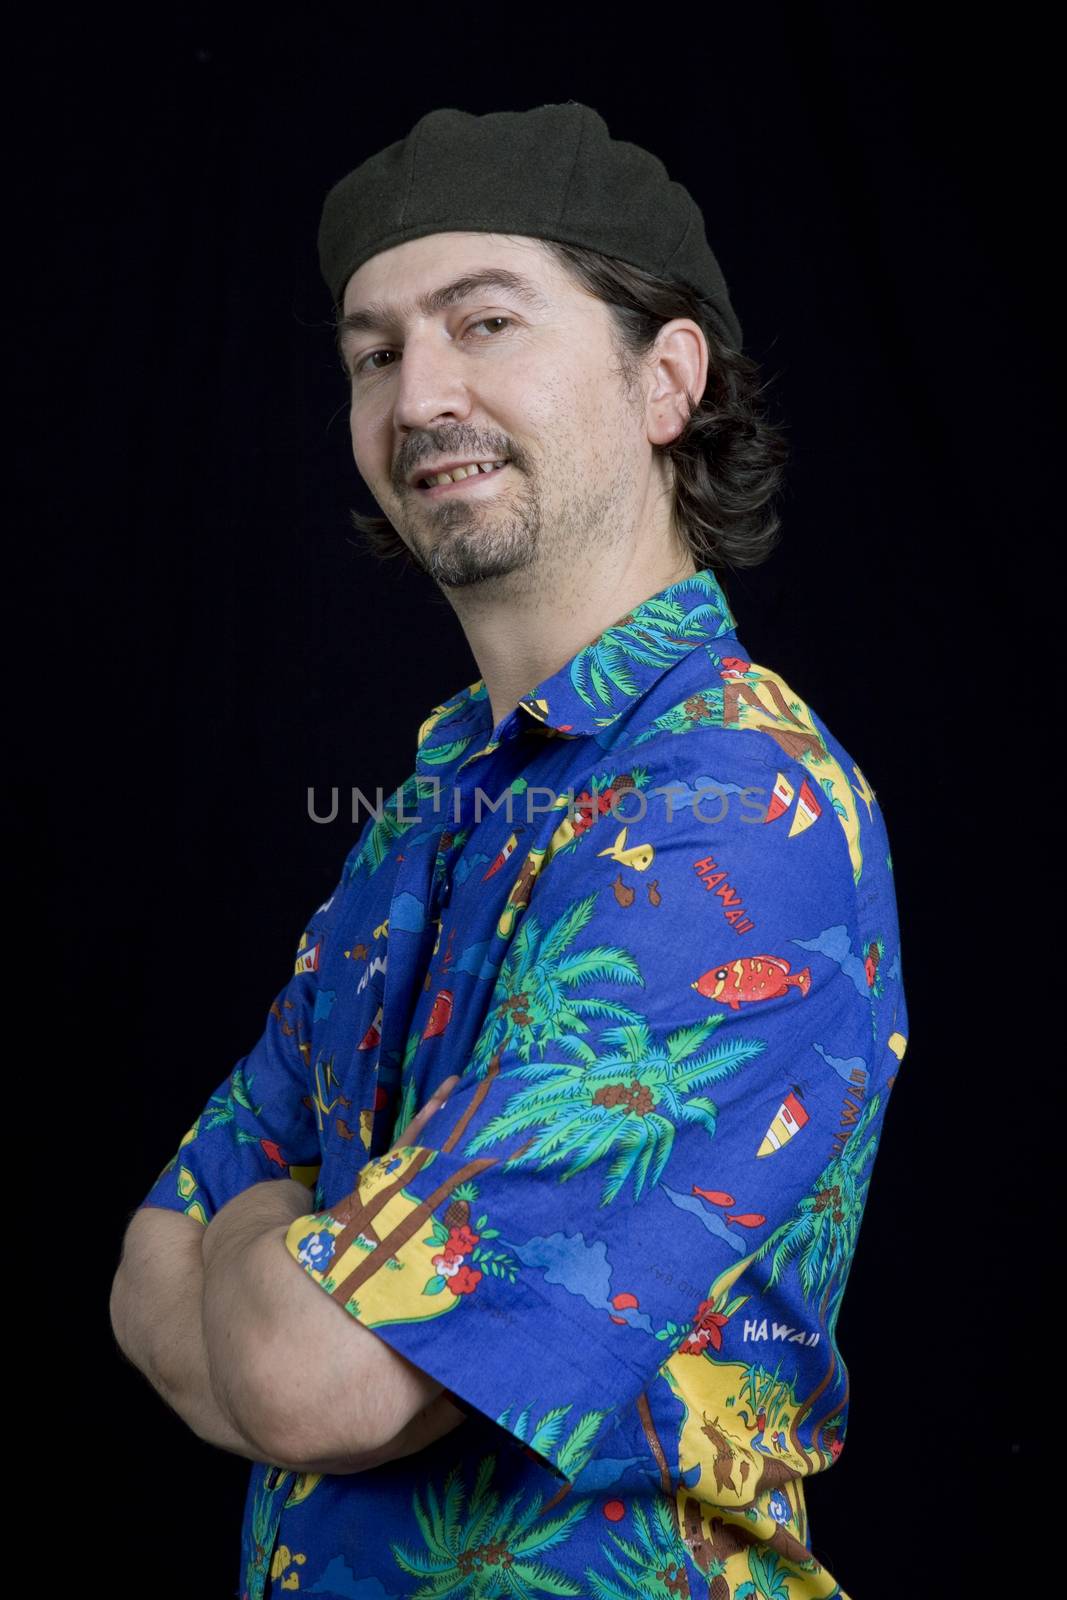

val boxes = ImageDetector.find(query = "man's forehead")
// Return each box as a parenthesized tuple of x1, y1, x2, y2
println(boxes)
(341, 232, 556, 318)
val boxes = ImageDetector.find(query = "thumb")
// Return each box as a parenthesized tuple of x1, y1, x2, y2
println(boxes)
(391, 1075, 463, 1149)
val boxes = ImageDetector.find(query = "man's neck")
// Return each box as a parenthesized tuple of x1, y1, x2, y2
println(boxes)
(445, 541, 699, 735)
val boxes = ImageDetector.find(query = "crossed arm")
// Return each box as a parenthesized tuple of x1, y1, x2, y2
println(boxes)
(111, 1079, 467, 1474)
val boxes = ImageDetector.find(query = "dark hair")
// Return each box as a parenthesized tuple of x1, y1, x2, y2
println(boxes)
(342, 238, 790, 573)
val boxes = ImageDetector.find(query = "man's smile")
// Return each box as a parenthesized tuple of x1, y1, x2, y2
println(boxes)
(413, 462, 512, 498)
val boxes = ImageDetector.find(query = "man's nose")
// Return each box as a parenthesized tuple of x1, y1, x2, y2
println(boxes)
(390, 327, 474, 431)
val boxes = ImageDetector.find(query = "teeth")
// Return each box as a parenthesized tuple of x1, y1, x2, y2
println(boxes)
(421, 460, 507, 487)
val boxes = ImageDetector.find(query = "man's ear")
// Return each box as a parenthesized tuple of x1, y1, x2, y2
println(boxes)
(645, 319, 707, 448)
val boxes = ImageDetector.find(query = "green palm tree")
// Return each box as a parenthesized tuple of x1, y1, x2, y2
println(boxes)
(584, 1497, 693, 1600)
(736, 1358, 798, 1448)
(242, 1467, 293, 1600)
(631, 684, 728, 743)
(752, 1094, 880, 1300)
(496, 1403, 613, 1484)
(391, 1454, 593, 1598)
(464, 1015, 766, 1206)
(736, 1545, 794, 1599)
(571, 570, 733, 717)
(749, 1091, 884, 1466)
(348, 773, 446, 875)
(189, 1064, 263, 1150)
(295, 893, 649, 1298)
(469, 893, 646, 1080)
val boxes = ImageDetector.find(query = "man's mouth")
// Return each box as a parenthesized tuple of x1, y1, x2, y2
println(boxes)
(414, 460, 511, 496)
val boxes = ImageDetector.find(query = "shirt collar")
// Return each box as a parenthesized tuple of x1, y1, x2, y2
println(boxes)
(415, 566, 738, 772)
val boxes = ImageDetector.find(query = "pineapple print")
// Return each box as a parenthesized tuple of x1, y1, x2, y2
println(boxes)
(707, 1557, 730, 1600)
(444, 1180, 479, 1231)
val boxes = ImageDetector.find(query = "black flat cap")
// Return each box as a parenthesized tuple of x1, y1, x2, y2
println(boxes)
(318, 101, 743, 351)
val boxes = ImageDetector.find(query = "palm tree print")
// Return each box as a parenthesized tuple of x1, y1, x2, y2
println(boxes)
(496, 1403, 613, 1485)
(167, 1064, 265, 1159)
(584, 1498, 693, 1600)
(391, 1454, 594, 1598)
(242, 1466, 294, 1600)
(572, 570, 735, 719)
(630, 685, 729, 743)
(347, 773, 447, 877)
(735, 1545, 795, 1599)
(464, 1016, 766, 1206)
(749, 1091, 884, 1466)
(734, 1359, 800, 1455)
(469, 893, 645, 1081)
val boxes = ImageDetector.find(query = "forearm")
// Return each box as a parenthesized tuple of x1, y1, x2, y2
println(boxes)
(201, 1179, 393, 1470)
(110, 1216, 277, 1464)
(201, 1180, 461, 1475)
(198, 1180, 321, 1460)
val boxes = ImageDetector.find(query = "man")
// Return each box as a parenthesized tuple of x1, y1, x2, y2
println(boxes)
(111, 103, 907, 1600)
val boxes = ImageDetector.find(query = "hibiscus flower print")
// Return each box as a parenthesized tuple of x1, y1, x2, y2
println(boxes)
(678, 1296, 730, 1354)
(448, 1263, 483, 1295)
(447, 1223, 480, 1254)
(420, 1199, 518, 1296)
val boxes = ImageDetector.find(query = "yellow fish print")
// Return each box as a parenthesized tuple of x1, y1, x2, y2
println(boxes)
(596, 825, 656, 871)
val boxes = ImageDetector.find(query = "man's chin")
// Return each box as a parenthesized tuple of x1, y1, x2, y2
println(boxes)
(426, 554, 525, 590)
(399, 517, 528, 586)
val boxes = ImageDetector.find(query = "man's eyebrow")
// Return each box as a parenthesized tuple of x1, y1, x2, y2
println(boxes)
(334, 269, 551, 359)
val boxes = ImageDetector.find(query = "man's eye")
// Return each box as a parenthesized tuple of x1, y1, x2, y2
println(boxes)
(352, 317, 514, 378)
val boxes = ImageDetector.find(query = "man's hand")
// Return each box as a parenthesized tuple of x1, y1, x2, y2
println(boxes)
(390, 1074, 462, 1150)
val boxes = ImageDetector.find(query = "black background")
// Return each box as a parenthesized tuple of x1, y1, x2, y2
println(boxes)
(28, 6, 1047, 1594)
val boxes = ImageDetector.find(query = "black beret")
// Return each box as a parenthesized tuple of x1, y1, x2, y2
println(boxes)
(318, 101, 743, 351)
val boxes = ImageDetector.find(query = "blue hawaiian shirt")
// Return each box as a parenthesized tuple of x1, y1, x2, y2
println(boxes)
(137, 566, 908, 1600)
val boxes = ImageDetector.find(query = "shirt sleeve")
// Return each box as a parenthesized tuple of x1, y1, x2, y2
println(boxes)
(279, 741, 907, 1488)
(136, 833, 366, 1226)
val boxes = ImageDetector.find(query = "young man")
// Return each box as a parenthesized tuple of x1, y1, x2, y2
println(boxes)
(111, 104, 907, 1600)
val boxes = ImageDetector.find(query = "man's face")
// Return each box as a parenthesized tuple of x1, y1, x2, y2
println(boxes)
(339, 232, 653, 591)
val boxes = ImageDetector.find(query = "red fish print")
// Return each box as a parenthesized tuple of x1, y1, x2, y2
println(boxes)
(259, 1139, 287, 1169)
(691, 1185, 765, 1228)
(422, 990, 454, 1039)
(691, 955, 811, 1009)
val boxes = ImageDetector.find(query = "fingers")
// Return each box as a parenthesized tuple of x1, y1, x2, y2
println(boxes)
(390, 1075, 462, 1150)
